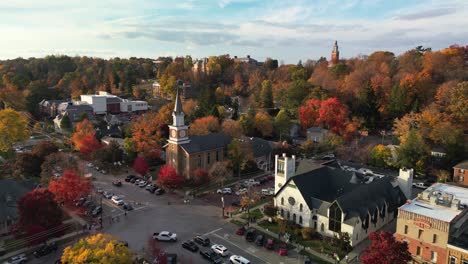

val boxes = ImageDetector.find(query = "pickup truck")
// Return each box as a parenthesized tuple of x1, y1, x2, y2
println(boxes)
(153, 231, 177, 242)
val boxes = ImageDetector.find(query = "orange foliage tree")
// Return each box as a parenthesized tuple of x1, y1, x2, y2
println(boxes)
(254, 112, 273, 137)
(78, 134, 103, 156)
(71, 119, 95, 151)
(222, 119, 243, 138)
(131, 112, 164, 159)
(48, 170, 91, 205)
(190, 115, 220, 135)
(298, 99, 321, 129)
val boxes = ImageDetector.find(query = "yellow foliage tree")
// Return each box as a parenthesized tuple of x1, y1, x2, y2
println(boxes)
(0, 109, 30, 152)
(254, 112, 273, 137)
(61, 233, 133, 264)
(190, 116, 220, 135)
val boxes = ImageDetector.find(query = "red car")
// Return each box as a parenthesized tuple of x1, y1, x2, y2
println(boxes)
(235, 227, 246, 235)
(264, 239, 275, 250)
(278, 244, 288, 256)
(266, 175, 274, 181)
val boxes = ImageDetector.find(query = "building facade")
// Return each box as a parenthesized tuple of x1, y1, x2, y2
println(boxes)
(80, 91, 148, 115)
(165, 91, 231, 179)
(330, 40, 340, 66)
(454, 161, 468, 186)
(273, 155, 410, 246)
(395, 184, 468, 264)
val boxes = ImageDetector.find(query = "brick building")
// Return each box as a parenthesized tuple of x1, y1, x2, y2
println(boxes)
(454, 160, 468, 186)
(329, 40, 340, 66)
(165, 91, 231, 179)
(395, 183, 468, 264)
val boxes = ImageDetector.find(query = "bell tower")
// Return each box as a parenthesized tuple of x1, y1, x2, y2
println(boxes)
(330, 40, 339, 66)
(168, 90, 190, 144)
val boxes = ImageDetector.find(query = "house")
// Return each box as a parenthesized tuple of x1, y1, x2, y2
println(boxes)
(57, 102, 94, 122)
(233, 55, 262, 66)
(0, 180, 35, 235)
(395, 183, 468, 264)
(306, 127, 329, 143)
(38, 99, 69, 118)
(453, 160, 468, 186)
(80, 91, 148, 115)
(273, 154, 411, 246)
(165, 91, 232, 179)
(431, 146, 447, 159)
(244, 137, 273, 171)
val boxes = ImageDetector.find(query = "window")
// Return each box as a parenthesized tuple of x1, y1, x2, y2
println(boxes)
(462, 260, 468, 264)
(432, 234, 437, 243)
(280, 209, 284, 217)
(449, 256, 457, 264)
(461, 169, 465, 173)
(320, 223, 324, 232)
(404, 225, 408, 234)
(328, 203, 342, 233)
(278, 161, 284, 173)
(281, 197, 284, 205)
(299, 216, 303, 225)
(216, 151, 219, 161)
(416, 246, 422, 256)
(207, 152, 211, 165)
(431, 251, 437, 262)
(197, 155, 202, 168)
(299, 203, 303, 212)
(287, 211, 290, 220)
(293, 214, 296, 223)
(418, 229, 424, 239)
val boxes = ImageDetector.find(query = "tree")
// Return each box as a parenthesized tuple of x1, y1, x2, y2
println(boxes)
(369, 144, 392, 168)
(260, 80, 273, 109)
(48, 170, 91, 205)
(190, 115, 220, 136)
(77, 133, 103, 156)
(274, 109, 291, 136)
(300, 140, 317, 158)
(156, 165, 184, 190)
(318, 97, 349, 134)
(0, 109, 30, 152)
(60, 115, 71, 130)
(71, 119, 95, 151)
(13, 152, 43, 178)
(14, 189, 62, 243)
(398, 129, 429, 170)
(228, 139, 254, 177)
(61, 233, 134, 264)
(209, 161, 232, 186)
(360, 231, 411, 264)
(239, 113, 255, 136)
(40, 152, 78, 186)
(132, 157, 149, 176)
(254, 112, 273, 137)
(298, 99, 320, 129)
(131, 112, 164, 159)
(193, 168, 210, 186)
(92, 140, 123, 165)
(222, 119, 243, 138)
(32, 141, 58, 160)
(123, 137, 137, 162)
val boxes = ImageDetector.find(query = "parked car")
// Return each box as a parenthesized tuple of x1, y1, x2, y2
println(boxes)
(266, 175, 274, 181)
(278, 244, 288, 256)
(34, 242, 58, 257)
(155, 188, 165, 195)
(3, 254, 27, 264)
(100, 170, 107, 174)
(193, 236, 210, 247)
(111, 196, 124, 206)
(146, 184, 156, 190)
(103, 192, 113, 199)
(261, 188, 275, 196)
(123, 203, 133, 211)
(130, 177, 138, 183)
(235, 188, 247, 196)
(211, 244, 229, 256)
(86, 162, 93, 168)
(244, 179, 260, 186)
(413, 182, 428, 189)
(200, 250, 224, 264)
(265, 239, 275, 250)
(147, 186, 157, 193)
(125, 175, 136, 182)
(255, 235, 265, 246)
(216, 188, 232, 194)
(112, 180, 122, 187)
(153, 231, 177, 241)
(74, 197, 86, 207)
(96, 187, 103, 194)
(229, 255, 250, 264)
(245, 229, 256, 242)
(138, 181, 148, 188)
(134, 179, 142, 185)
(231, 200, 240, 207)
(235, 226, 246, 235)
(91, 206, 102, 217)
(182, 240, 199, 252)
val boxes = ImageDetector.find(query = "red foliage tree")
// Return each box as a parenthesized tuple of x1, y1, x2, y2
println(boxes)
(77, 133, 103, 156)
(193, 168, 210, 186)
(14, 188, 63, 244)
(132, 157, 149, 176)
(156, 166, 183, 190)
(298, 99, 320, 129)
(360, 231, 412, 264)
(318, 97, 349, 134)
(48, 170, 91, 205)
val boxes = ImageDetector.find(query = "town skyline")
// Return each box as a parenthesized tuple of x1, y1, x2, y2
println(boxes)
(0, 0, 467, 63)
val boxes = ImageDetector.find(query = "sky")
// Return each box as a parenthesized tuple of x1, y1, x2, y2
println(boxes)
(0, 0, 467, 63)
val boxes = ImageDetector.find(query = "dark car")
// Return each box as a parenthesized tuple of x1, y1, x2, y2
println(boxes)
(123, 203, 133, 211)
(130, 177, 138, 183)
(255, 235, 265, 246)
(125, 175, 136, 182)
(245, 229, 256, 242)
(91, 206, 102, 217)
(34, 242, 58, 257)
(259, 178, 268, 184)
(112, 180, 122, 187)
(74, 197, 86, 207)
(147, 186, 157, 193)
(155, 188, 165, 195)
(193, 236, 210, 247)
(199, 250, 223, 264)
(182, 240, 199, 252)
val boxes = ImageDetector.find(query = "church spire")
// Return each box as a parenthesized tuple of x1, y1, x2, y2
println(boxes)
(174, 88, 183, 115)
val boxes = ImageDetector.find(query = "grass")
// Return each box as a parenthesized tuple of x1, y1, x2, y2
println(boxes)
(258, 219, 280, 234)
(230, 219, 246, 226)
(240, 208, 263, 220)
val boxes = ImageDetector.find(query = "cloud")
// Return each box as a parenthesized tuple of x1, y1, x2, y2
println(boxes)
(396, 7, 457, 20)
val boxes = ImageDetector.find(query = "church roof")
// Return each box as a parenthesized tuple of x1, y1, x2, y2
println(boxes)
(174, 89, 183, 115)
(180, 133, 231, 154)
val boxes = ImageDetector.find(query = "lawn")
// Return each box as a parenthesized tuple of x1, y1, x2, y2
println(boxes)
(258, 219, 280, 234)
(240, 208, 263, 220)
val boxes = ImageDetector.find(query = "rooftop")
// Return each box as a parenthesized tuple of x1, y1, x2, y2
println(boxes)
(454, 160, 468, 170)
(180, 132, 231, 154)
(400, 183, 468, 222)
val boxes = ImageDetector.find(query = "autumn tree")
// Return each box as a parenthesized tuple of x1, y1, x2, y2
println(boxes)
(190, 115, 220, 135)
(60, 115, 71, 130)
(193, 168, 210, 186)
(318, 97, 349, 134)
(298, 99, 320, 129)
(228, 139, 254, 177)
(78, 134, 103, 156)
(156, 165, 184, 190)
(239, 111, 255, 136)
(132, 157, 149, 176)
(259, 80, 273, 109)
(14, 188, 63, 244)
(40, 152, 78, 186)
(254, 112, 273, 137)
(398, 129, 429, 171)
(274, 109, 291, 136)
(92, 140, 123, 165)
(369, 144, 392, 168)
(48, 170, 91, 205)
(361, 231, 411, 264)
(209, 161, 232, 187)
(32, 141, 58, 161)
(71, 119, 95, 149)
(0, 109, 30, 152)
(131, 112, 164, 159)
(222, 119, 243, 138)
(61, 234, 133, 264)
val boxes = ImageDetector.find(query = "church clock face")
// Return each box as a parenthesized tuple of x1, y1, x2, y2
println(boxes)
(171, 130, 176, 138)
(179, 130, 186, 138)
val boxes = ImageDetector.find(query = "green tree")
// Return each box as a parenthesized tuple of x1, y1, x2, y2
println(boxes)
(260, 80, 273, 109)
(0, 109, 30, 152)
(398, 129, 429, 169)
(369, 144, 392, 168)
(274, 109, 291, 136)
(228, 139, 254, 177)
(239, 109, 255, 136)
(60, 115, 71, 130)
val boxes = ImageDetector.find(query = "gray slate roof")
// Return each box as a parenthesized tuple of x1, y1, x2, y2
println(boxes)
(106, 97, 122, 104)
(180, 133, 231, 154)
(0, 180, 35, 223)
(454, 160, 468, 170)
(246, 137, 272, 158)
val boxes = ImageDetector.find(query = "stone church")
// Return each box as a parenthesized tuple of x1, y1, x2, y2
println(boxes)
(165, 91, 231, 179)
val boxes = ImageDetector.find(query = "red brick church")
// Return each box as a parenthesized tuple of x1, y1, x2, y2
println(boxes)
(329, 40, 340, 66)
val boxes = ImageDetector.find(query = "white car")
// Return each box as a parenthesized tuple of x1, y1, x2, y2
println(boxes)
(261, 188, 275, 196)
(153, 231, 177, 241)
(3, 253, 27, 264)
(217, 188, 232, 194)
(86, 162, 94, 168)
(138, 181, 148, 187)
(111, 196, 124, 205)
(211, 244, 229, 256)
(235, 188, 248, 196)
(244, 179, 260, 186)
(229, 255, 250, 264)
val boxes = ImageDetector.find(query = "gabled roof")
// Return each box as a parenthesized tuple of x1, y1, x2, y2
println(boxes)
(245, 137, 272, 158)
(307, 127, 328, 134)
(0, 180, 35, 223)
(454, 160, 468, 170)
(180, 133, 231, 154)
